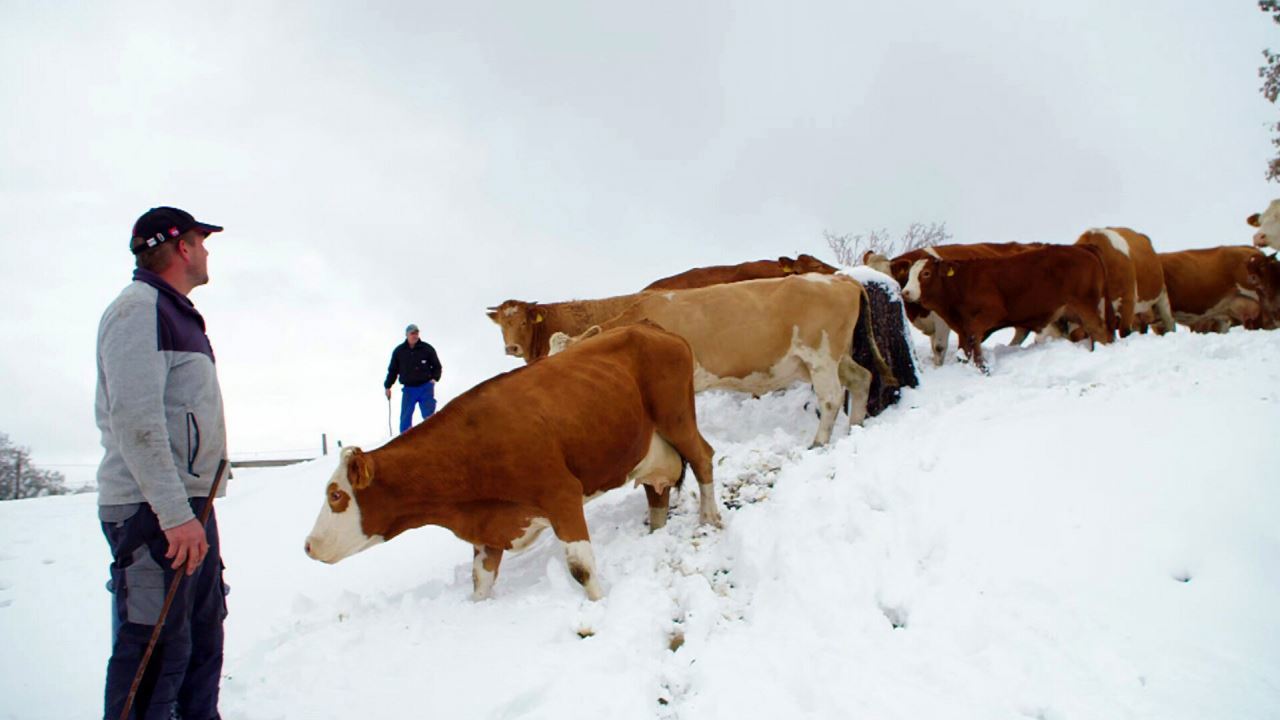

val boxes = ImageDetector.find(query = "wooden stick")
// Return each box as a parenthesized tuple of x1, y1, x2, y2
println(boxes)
(119, 459, 228, 720)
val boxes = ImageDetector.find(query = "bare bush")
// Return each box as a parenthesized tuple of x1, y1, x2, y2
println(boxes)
(824, 222, 953, 266)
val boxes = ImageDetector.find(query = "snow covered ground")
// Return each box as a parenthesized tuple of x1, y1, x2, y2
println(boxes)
(2, 328, 1279, 719)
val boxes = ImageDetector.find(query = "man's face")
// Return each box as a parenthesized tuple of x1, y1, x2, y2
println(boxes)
(184, 231, 211, 287)
(407, 329, 420, 345)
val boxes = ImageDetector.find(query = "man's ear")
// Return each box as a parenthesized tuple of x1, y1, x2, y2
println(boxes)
(347, 449, 374, 490)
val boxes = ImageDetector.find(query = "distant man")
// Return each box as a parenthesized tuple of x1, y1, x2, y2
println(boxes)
(96, 206, 230, 720)
(384, 323, 443, 432)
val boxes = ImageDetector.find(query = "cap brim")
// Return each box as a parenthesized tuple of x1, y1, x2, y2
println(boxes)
(195, 222, 224, 233)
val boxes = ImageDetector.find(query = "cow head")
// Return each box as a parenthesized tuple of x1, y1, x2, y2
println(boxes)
(862, 252, 892, 275)
(486, 299, 542, 361)
(888, 258, 915, 287)
(901, 258, 952, 305)
(548, 325, 602, 355)
(793, 253, 840, 274)
(304, 447, 386, 563)
(1247, 253, 1280, 327)
(1249, 200, 1280, 250)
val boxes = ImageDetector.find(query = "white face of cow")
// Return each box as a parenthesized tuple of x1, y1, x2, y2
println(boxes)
(901, 259, 930, 302)
(304, 449, 384, 563)
(1250, 199, 1280, 250)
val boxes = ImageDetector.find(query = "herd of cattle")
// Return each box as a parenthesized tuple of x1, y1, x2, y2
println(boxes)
(305, 203, 1280, 601)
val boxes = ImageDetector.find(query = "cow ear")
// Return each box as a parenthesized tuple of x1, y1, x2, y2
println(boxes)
(486, 310, 499, 323)
(943, 262, 956, 277)
(1248, 213, 1261, 228)
(534, 312, 544, 323)
(347, 450, 374, 490)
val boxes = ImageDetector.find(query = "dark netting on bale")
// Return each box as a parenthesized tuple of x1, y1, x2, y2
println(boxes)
(852, 280, 919, 417)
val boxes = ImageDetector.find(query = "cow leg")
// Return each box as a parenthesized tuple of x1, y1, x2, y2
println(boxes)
(1009, 327, 1030, 347)
(1069, 301, 1110, 348)
(837, 355, 872, 428)
(652, 424, 720, 528)
(630, 434, 684, 531)
(642, 484, 672, 531)
(929, 314, 950, 366)
(1117, 289, 1137, 338)
(805, 359, 845, 447)
(472, 545, 504, 601)
(563, 540, 603, 601)
(546, 500, 604, 600)
(958, 332, 990, 374)
(1230, 297, 1261, 330)
(1143, 296, 1169, 334)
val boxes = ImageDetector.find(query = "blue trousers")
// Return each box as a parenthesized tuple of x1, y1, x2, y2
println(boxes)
(400, 381, 437, 432)
(102, 499, 226, 720)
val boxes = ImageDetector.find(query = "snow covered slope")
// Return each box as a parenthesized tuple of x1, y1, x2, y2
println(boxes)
(2, 329, 1278, 719)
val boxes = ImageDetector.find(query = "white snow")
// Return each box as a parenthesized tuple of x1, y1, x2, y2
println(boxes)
(2, 328, 1279, 719)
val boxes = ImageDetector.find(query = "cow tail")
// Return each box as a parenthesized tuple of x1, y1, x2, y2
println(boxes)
(1079, 245, 1117, 338)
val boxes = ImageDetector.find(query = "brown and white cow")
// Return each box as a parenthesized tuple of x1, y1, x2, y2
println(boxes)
(1158, 246, 1278, 332)
(1247, 199, 1280, 251)
(492, 274, 888, 447)
(900, 246, 1114, 373)
(304, 323, 720, 601)
(868, 243, 1046, 365)
(1074, 227, 1175, 336)
(642, 253, 839, 291)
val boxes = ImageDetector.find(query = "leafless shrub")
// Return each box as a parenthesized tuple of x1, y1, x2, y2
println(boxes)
(823, 222, 953, 266)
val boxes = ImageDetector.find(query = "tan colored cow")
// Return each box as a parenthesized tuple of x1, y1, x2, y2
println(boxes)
(1074, 227, 1175, 336)
(304, 323, 719, 601)
(1159, 246, 1277, 332)
(492, 274, 887, 447)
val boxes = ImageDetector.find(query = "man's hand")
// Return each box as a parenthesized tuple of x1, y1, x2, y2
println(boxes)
(384, 387, 392, 399)
(164, 519, 209, 576)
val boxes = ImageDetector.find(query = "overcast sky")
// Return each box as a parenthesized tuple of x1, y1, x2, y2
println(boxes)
(2, 1, 1275, 487)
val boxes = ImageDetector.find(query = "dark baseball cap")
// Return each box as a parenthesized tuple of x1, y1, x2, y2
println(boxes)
(130, 206, 223, 255)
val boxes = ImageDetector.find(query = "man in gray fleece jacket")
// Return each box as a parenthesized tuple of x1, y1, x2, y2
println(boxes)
(96, 206, 230, 720)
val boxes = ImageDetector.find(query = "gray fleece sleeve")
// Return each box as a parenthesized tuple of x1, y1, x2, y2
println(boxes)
(99, 297, 195, 530)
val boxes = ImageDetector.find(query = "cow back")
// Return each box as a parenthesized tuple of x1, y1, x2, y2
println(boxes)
(1158, 246, 1263, 315)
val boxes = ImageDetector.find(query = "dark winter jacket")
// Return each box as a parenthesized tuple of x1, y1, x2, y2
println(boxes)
(385, 340, 442, 388)
(95, 269, 229, 530)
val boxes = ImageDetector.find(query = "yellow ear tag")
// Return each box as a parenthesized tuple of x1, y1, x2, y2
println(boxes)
(946, 267, 955, 277)
(535, 313, 544, 323)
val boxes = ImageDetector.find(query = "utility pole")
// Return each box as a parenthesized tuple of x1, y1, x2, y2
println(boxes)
(322, 433, 328, 456)
(13, 454, 21, 501)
